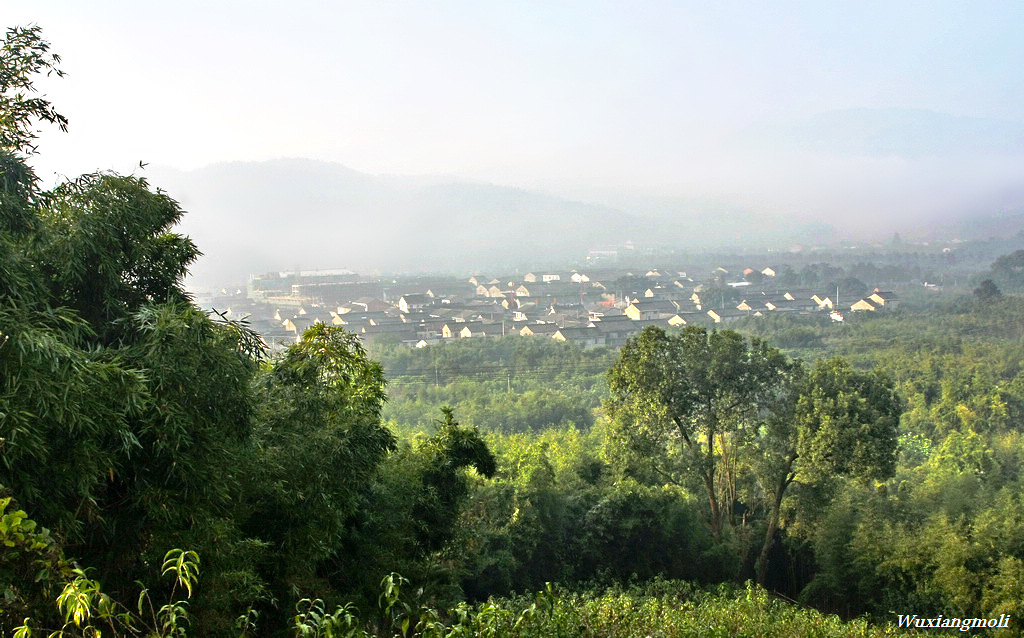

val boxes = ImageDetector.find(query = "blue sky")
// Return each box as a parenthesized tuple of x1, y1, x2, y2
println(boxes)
(7, 1, 1024, 224)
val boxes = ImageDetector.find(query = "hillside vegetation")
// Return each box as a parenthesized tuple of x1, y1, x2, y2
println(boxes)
(3, 26, 1023, 637)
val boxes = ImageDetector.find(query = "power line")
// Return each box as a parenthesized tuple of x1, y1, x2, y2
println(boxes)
(383, 363, 614, 385)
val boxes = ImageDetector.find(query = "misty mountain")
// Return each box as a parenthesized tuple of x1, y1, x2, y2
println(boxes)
(149, 159, 825, 287)
(148, 160, 650, 285)
(147, 154, 1024, 290)
(738, 108, 1024, 157)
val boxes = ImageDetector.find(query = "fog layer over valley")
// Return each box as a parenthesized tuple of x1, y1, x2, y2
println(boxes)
(10, 1, 1022, 287)
(153, 107, 1024, 288)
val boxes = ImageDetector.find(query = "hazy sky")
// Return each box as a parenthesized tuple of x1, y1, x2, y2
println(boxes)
(7, 1, 1024, 223)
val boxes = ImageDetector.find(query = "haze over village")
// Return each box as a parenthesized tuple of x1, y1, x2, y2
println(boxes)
(206, 258, 911, 353)
(9, 0, 1015, 350)
(8, 1, 1024, 292)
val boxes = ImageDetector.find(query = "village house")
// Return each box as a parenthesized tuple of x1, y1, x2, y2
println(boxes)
(587, 316, 648, 347)
(763, 298, 798, 312)
(511, 300, 539, 321)
(625, 299, 679, 320)
(441, 322, 467, 339)
(341, 298, 392, 314)
(552, 326, 606, 348)
(515, 281, 581, 299)
(333, 310, 394, 326)
(519, 323, 561, 337)
(689, 289, 708, 309)
(358, 323, 418, 344)
(868, 290, 899, 309)
(410, 317, 450, 338)
(667, 314, 688, 326)
(547, 301, 588, 320)
(397, 293, 431, 313)
(459, 322, 505, 338)
(707, 307, 749, 324)
(590, 314, 632, 326)
(281, 315, 318, 336)
(811, 294, 834, 309)
(643, 286, 689, 302)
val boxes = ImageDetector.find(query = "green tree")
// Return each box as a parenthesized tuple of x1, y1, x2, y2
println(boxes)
(605, 326, 791, 542)
(0, 491, 75, 632)
(984, 249, 1024, 292)
(0, 25, 269, 630)
(37, 173, 199, 339)
(340, 406, 498, 608)
(973, 279, 1002, 303)
(750, 358, 902, 585)
(0, 25, 67, 155)
(412, 407, 496, 554)
(242, 323, 396, 622)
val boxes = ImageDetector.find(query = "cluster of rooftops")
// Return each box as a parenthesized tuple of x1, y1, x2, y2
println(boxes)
(199, 267, 898, 351)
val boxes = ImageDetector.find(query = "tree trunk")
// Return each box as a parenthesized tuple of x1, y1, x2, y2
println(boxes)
(704, 471, 722, 542)
(704, 423, 722, 541)
(756, 489, 785, 586)
(756, 453, 796, 586)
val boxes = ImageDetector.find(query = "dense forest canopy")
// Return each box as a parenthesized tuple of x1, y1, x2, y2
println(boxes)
(3, 25, 1024, 637)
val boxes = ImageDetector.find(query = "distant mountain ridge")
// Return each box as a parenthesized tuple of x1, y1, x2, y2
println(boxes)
(149, 159, 816, 286)
(148, 160, 644, 284)
(147, 154, 1024, 288)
